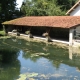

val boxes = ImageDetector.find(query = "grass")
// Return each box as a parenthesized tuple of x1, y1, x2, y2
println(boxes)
(0, 30, 5, 36)
(0, 30, 10, 39)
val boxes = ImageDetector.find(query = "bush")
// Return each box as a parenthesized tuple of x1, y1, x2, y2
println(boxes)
(0, 30, 5, 36)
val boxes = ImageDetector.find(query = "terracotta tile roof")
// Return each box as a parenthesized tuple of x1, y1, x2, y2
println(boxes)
(2, 16, 80, 28)
(66, 0, 80, 15)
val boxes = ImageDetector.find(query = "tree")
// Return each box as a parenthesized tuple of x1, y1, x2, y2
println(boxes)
(56, 0, 77, 10)
(0, 0, 22, 23)
(47, 0, 65, 16)
(0, 4, 1, 13)
(21, 0, 66, 16)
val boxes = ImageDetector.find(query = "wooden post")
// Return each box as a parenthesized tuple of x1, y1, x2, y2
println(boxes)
(3, 25, 8, 36)
(46, 27, 52, 42)
(3, 25, 6, 35)
(3, 25, 5, 32)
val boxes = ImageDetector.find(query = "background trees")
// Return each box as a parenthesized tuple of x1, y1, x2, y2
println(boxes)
(0, 0, 78, 22)
(0, 0, 22, 23)
(0, 0, 78, 23)
(20, 0, 65, 16)
(56, 0, 77, 10)
(20, 0, 78, 16)
(0, 0, 22, 29)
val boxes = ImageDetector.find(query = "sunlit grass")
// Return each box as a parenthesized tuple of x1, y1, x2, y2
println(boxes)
(0, 30, 5, 36)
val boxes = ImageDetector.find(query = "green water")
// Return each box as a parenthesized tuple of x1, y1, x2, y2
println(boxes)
(0, 38, 80, 80)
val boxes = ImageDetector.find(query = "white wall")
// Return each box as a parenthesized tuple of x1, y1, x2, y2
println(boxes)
(70, 5, 80, 16)
(69, 25, 80, 46)
(76, 25, 80, 32)
(71, 26, 80, 46)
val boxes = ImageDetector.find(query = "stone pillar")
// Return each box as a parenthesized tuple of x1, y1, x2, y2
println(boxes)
(69, 28, 74, 46)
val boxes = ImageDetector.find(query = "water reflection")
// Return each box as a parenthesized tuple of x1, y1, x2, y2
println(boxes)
(0, 47, 20, 80)
(19, 49, 80, 79)
(69, 46, 80, 60)
(22, 42, 69, 69)
(0, 38, 80, 79)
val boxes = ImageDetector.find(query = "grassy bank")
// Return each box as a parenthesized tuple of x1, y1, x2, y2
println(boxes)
(0, 30, 5, 36)
(0, 30, 10, 39)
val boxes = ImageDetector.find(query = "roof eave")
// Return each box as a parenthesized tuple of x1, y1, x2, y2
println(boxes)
(66, 0, 80, 15)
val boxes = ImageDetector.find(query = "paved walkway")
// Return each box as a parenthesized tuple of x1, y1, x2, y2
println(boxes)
(33, 36, 69, 44)
(8, 32, 69, 45)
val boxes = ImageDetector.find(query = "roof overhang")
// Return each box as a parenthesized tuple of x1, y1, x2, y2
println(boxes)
(66, 0, 80, 15)
(2, 16, 80, 29)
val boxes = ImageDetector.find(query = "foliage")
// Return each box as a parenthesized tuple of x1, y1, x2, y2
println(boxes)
(0, 0, 78, 24)
(20, 0, 77, 16)
(20, 0, 66, 16)
(0, 30, 5, 36)
(56, 0, 78, 10)
(0, 4, 1, 13)
(0, 0, 22, 23)
(0, 0, 77, 24)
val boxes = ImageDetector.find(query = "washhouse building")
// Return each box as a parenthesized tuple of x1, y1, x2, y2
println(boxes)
(2, 16, 80, 46)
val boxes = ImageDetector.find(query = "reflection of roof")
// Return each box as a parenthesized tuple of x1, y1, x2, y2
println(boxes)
(66, 0, 80, 15)
(2, 16, 80, 28)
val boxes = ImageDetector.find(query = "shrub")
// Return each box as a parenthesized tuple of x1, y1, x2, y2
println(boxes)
(0, 30, 5, 36)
